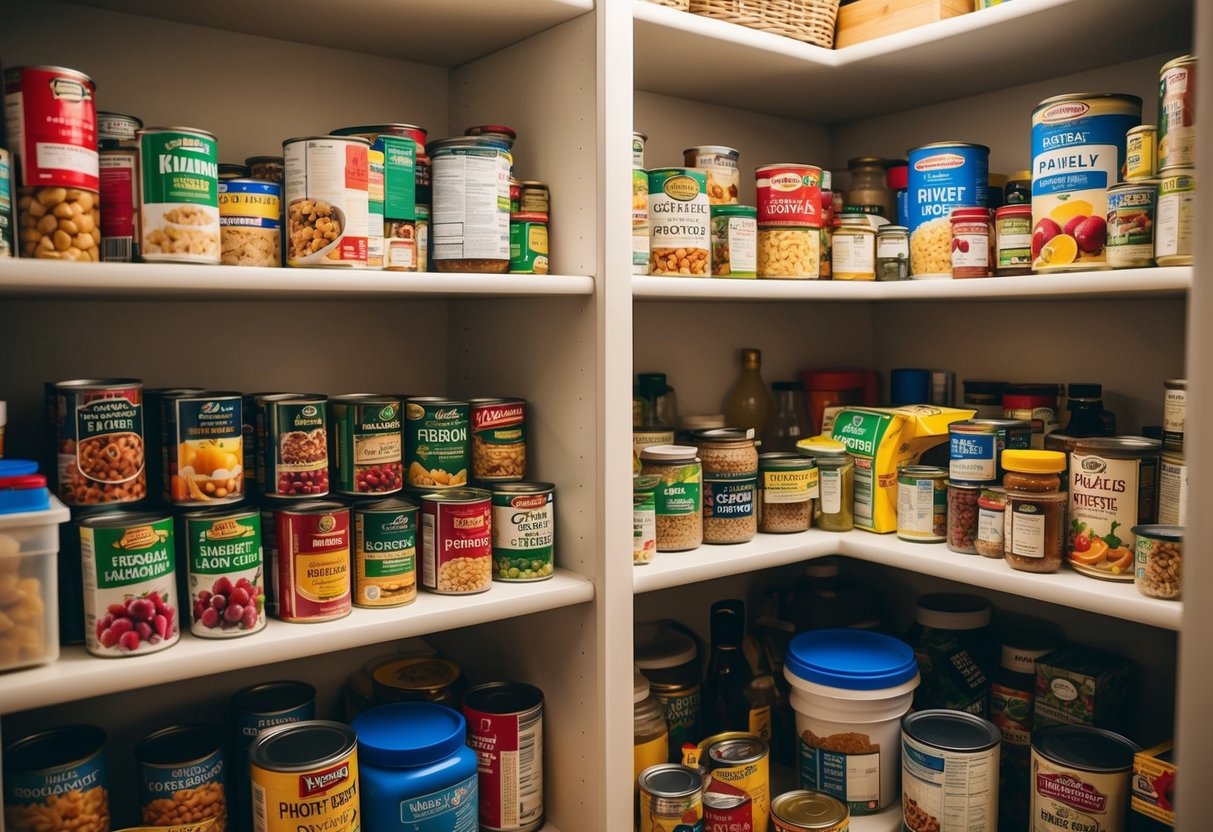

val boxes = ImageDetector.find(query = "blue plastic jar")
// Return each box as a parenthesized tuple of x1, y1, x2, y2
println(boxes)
(352, 702, 479, 831)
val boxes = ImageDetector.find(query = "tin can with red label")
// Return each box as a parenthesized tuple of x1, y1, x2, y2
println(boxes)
(756, 164, 824, 228)
(97, 111, 142, 263)
(704, 777, 755, 832)
(464, 682, 545, 832)
(273, 501, 351, 622)
(471, 397, 527, 481)
(420, 488, 492, 594)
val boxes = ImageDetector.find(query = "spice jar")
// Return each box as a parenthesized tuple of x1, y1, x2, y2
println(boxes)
(1002, 450, 1067, 573)
(995, 204, 1033, 275)
(947, 480, 982, 554)
(950, 207, 992, 278)
(831, 214, 876, 280)
(797, 436, 853, 532)
(876, 225, 909, 280)
(693, 428, 758, 545)
(975, 486, 1006, 558)
(640, 445, 703, 552)
(757, 452, 817, 534)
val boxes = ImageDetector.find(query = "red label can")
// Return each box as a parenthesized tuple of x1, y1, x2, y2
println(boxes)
(470, 397, 527, 482)
(464, 682, 545, 832)
(99, 148, 138, 261)
(703, 777, 755, 832)
(420, 488, 492, 594)
(3, 65, 98, 191)
(756, 164, 823, 228)
(273, 501, 351, 622)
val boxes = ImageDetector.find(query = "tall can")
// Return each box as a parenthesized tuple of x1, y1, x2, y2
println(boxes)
(648, 167, 711, 276)
(2, 725, 111, 832)
(429, 136, 512, 272)
(138, 126, 220, 264)
(52, 378, 147, 506)
(464, 682, 545, 832)
(231, 681, 317, 832)
(1124, 125, 1157, 182)
(163, 390, 244, 506)
(471, 397, 527, 481)
(219, 178, 281, 267)
(136, 725, 227, 829)
(329, 394, 403, 496)
(1158, 55, 1197, 172)
(420, 488, 492, 594)
(405, 397, 470, 489)
(353, 497, 418, 607)
(183, 507, 265, 638)
(259, 393, 329, 500)
(273, 501, 351, 622)
(902, 710, 1001, 832)
(283, 135, 370, 267)
(98, 111, 142, 262)
(249, 721, 360, 832)
(1155, 170, 1195, 266)
(701, 732, 771, 832)
(906, 142, 989, 276)
(491, 482, 555, 581)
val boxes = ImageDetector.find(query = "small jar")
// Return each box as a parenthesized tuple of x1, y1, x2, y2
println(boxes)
(995, 204, 1033, 276)
(1002, 450, 1067, 573)
(947, 480, 982, 554)
(693, 428, 758, 545)
(975, 486, 1007, 558)
(710, 205, 758, 277)
(950, 207, 992, 278)
(757, 452, 818, 534)
(844, 156, 891, 218)
(831, 214, 876, 280)
(876, 225, 909, 280)
(797, 437, 853, 532)
(634, 668, 670, 782)
(1132, 524, 1182, 600)
(640, 445, 703, 552)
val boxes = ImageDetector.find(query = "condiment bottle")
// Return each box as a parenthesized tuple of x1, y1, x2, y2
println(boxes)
(1064, 382, 1114, 437)
(634, 666, 670, 779)
(1002, 450, 1067, 573)
(1003, 384, 1060, 449)
(844, 156, 890, 218)
(722, 348, 773, 443)
(765, 381, 812, 453)
(797, 436, 854, 532)
(702, 599, 763, 736)
(637, 372, 679, 429)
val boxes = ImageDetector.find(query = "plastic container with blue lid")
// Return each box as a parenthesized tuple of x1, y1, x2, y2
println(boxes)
(351, 702, 478, 830)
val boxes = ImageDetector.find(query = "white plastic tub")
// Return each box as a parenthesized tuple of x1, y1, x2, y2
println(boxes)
(0, 495, 69, 672)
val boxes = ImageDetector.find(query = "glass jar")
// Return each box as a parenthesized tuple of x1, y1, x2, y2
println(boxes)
(757, 452, 817, 534)
(831, 214, 876, 280)
(1064, 382, 1113, 437)
(844, 156, 890, 218)
(994, 204, 1033, 275)
(876, 224, 909, 280)
(1002, 450, 1067, 573)
(947, 480, 982, 554)
(1004, 171, 1031, 205)
(640, 445, 703, 552)
(766, 381, 812, 453)
(975, 486, 1006, 558)
(694, 428, 758, 545)
(964, 380, 1007, 420)
(797, 437, 853, 532)
(637, 372, 679, 428)
(950, 206, 992, 278)
(636, 621, 701, 759)
(634, 667, 670, 782)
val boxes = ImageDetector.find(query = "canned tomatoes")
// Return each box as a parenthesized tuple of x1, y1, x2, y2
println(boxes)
(464, 682, 545, 832)
(471, 397, 527, 481)
(273, 501, 352, 622)
(163, 390, 244, 506)
(184, 507, 265, 638)
(639, 764, 704, 832)
(231, 681, 317, 832)
(770, 790, 849, 831)
(80, 512, 179, 657)
(1155, 170, 1195, 266)
(907, 142, 989, 276)
(284, 135, 370, 268)
(138, 127, 221, 264)
(1106, 181, 1157, 268)
(53, 378, 148, 505)
(756, 164, 823, 228)
(3, 726, 110, 832)
(136, 725, 227, 829)
(1158, 55, 1196, 172)
(249, 721, 360, 832)
(329, 394, 403, 496)
(491, 482, 555, 581)
(353, 497, 418, 607)
(420, 488, 492, 594)
(902, 710, 1001, 832)
(259, 393, 329, 499)
(405, 397, 470, 489)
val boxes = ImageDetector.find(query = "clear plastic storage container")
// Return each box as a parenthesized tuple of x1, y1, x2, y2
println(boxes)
(0, 494, 69, 672)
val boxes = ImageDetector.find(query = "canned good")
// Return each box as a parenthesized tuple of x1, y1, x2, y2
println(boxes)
(1155, 170, 1194, 266)
(465, 124, 517, 146)
(648, 168, 710, 276)
(896, 465, 948, 543)
(99, 142, 139, 262)
(405, 397, 470, 488)
(770, 790, 849, 831)
(509, 212, 549, 274)
(273, 501, 351, 622)
(702, 732, 771, 832)
(950, 206, 992, 278)
(331, 127, 419, 271)
(353, 497, 418, 607)
(759, 225, 820, 278)
(259, 393, 329, 499)
(231, 681, 317, 832)
(136, 725, 227, 829)
(684, 145, 741, 205)
(53, 378, 147, 505)
(1105, 181, 1157, 268)
(1158, 55, 1196, 172)
(416, 202, 431, 270)
(710, 204, 757, 277)
(1069, 436, 1161, 580)
(832, 214, 876, 280)
(464, 682, 545, 832)
(949, 419, 1031, 482)
(633, 132, 648, 168)
(2, 726, 110, 832)
(471, 397, 527, 481)
(372, 656, 466, 706)
(757, 452, 817, 534)
(993, 204, 1032, 275)
(138, 127, 221, 264)
(420, 488, 492, 594)
(332, 123, 429, 205)
(219, 163, 249, 181)
(0, 148, 12, 258)
(163, 390, 244, 505)
(184, 507, 265, 638)
(1125, 125, 1157, 181)
(1133, 523, 1182, 600)
(1158, 450, 1187, 525)
(430, 136, 512, 272)
(1163, 378, 1186, 451)
(907, 142, 990, 276)
(633, 474, 659, 564)
(1030, 726, 1137, 832)
(639, 764, 704, 832)
(518, 180, 550, 215)
(219, 178, 281, 267)
(491, 482, 554, 581)
(975, 486, 1006, 558)
(756, 163, 824, 228)
(640, 445, 704, 552)
(695, 427, 758, 544)
(249, 721, 360, 832)
(329, 394, 403, 496)
(385, 216, 418, 271)
(633, 167, 650, 274)
(703, 777, 754, 831)
(902, 710, 1000, 832)
(283, 135, 370, 268)
(98, 111, 142, 148)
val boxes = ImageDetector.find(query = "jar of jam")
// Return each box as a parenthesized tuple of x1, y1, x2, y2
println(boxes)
(950, 207, 992, 278)
(1002, 450, 1067, 574)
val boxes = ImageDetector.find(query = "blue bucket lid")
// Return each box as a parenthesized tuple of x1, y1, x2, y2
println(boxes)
(785, 628, 918, 690)
(0, 460, 38, 477)
(352, 702, 467, 767)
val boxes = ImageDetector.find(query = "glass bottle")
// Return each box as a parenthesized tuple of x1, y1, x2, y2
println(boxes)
(1002, 450, 1067, 574)
(1065, 383, 1114, 437)
(637, 372, 678, 429)
(798, 437, 854, 532)
(722, 348, 773, 444)
(765, 381, 811, 453)
(701, 599, 754, 736)
(844, 156, 891, 219)
(633, 666, 670, 784)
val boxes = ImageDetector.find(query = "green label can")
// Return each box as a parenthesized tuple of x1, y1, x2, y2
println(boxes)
(137, 126, 220, 263)
(184, 508, 265, 639)
(633, 475, 659, 564)
(404, 397, 470, 489)
(329, 394, 403, 496)
(491, 482, 555, 581)
(509, 213, 550, 274)
(259, 393, 329, 499)
(164, 390, 245, 506)
(1106, 181, 1157, 268)
(353, 497, 418, 607)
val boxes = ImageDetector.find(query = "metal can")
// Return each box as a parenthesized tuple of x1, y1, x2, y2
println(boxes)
(330, 127, 420, 272)
(993, 204, 1032, 275)
(949, 419, 1032, 483)
(1133, 523, 1182, 600)
(249, 721, 359, 832)
(770, 790, 849, 831)
(259, 393, 329, 499)
(509, 212, 550, 274)
(975, 486, 1006, 558)
(491, 482, 555, 581)
(231, 681, 317, 832)
(518, 180, 550, 215)
(163, 390, 244, 505)
(372, 656, 466, 706)
(98, 111, 142, 148)
(949, 206, 992, 278)
(648, 168, 710, 276)
(100, 140, 139, 262)
(703, 777, 754, 832)
(756, 163, 824, 228)
(896, 465, 948, 543)
(137, 126, 221, 264)
(183, 507, 265, 638)
(702, 732, 771, 832)
(416, 202, 430, 270)
(1105, 181, 1157, 268)
(329, 394, 403, 496)
(759, 225, 820, 278)
(405, 397, 470, 489)
(639, 764, 704, 832)
(1031, 726, 1137, 832)
(283, 135, 370, 268)
(471, 397, 527, 481)
(1163, 378, 1186, 451)
(2, 725, 111, 832)
(1158, 450, 1187, 525)
(633, 167, 650, 275)
(332, 124, 429, 206)
(136, 725, 227, 829)
(53, 378, 147, 505)
(430, 136, 512, 272)
(1155, 170, 1194, 266)
(219, 163, 249, 181)
(79, 511, 179, 657)
(685, 145, 741, 205)
(353, 497, 418, 607)
(0, 147, 11, 258)
(219, 178, 281, 267)
(1069, 436, 1161, 580)
(420, 488, 492, 594)
(273, 501, 351, 622)
(464, 682, 545, 832)
(902, 710, 1001, 832)
(633, 474, 659, 564)
(1158, 55, 1197, 172)
(907, 142, 990, 275)
(1125, 125, 1158, 181)
(633, 132, 648, 168)
(710, 204, 758, 277)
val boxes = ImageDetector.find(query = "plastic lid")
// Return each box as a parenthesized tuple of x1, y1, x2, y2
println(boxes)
(1032, 726, 1138, 772)
(1002, 449, 1066, 474)
(0, 474, 46, 490)
(351, 702, 467, 768)
(0, 459, 38, 477)
(801, 370, 871, 391)
(886, 163, 908, 190)
(1067, 382, 1103, 398)
(635, 625, 697, 670)
(796, 436, 847, 456)
(639, 444, 699, 463)
(784, 628, 919, 690)
(773, 380, 804, 391)
(634, 667, 650, 703)
(1001, 642, 1055, 674)
(915, 593, 992, 630)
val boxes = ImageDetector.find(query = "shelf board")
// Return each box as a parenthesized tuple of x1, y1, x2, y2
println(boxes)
(634, 530, 1181, 630)
(634, 0, 1192, 121)
(631, 267, 1190, 302)
(0, 259, 595, 300)
(0, 570, 593, 715)
(68, 0, 594, 65)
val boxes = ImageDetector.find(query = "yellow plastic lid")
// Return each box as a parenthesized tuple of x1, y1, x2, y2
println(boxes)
(1001, 449, 1066, 473)
(796, 435, 847, 456)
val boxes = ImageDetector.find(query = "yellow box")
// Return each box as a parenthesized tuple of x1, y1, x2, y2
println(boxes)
(1131, 741, 1176, 828)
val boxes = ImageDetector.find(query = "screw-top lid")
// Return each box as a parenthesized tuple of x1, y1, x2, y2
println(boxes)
(637, 373, 669, 397)
(950, 206, 992, 221)
(915, 593, 992, 630)
(1001, 449, 1066, 474)
(796, 436, 848, 457)
(639, 444, 700, 464)
(635, 623, 698, 670)
(1067, 382, 1103, 399)
(0, 459, 37, 477)
(634, 666, 651, 703)
(785, 628, 919, 691)
(352, 702, 466, 768)
(740, 348, 761, 368)
(711, 204, 757, 218)
(886, 162, 908, 190)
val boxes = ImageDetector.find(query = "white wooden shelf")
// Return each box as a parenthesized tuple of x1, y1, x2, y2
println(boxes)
(0, 259, 595, 300)
(633, 0, 1192, 121)
(632, 267, 1190, 302)
(0, 570, 593, 715)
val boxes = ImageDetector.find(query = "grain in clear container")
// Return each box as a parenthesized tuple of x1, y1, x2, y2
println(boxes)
(757, 452, 817, 533)
(640, 445, 703, 552)
(693, 428, 758, 544)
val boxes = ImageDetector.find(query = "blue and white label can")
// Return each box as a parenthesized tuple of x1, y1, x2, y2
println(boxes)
(906, 142, 989, 276)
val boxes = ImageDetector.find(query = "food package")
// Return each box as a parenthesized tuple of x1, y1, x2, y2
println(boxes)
(1131, 741, 1176, 830)
(1033, 645, 1130, 731)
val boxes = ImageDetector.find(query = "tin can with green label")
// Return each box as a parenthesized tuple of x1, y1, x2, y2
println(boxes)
(639, 445, 703, 552)
(329, 394, 403, 496)
(259, 393, 329, 500)
(353, 497, 418, 607)
(491, 482, 555, 581)
(404, 397, 470, 489)
(509, 212, 549, 274)
(183, 507, 265, 638)
(137, 126, 220, 264)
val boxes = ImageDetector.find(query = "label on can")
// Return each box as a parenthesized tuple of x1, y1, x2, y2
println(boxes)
(756, 165, 823, 228)
(405, 399, 470, 488)
(633, 168, 650, 274)
(1158, 454, 1187, 525)
(421, 493, 492, 594)
(492, 488, 554, 581)
(1163, 386, 1185, 450)
(3, 66, 99, 190)
(354, 503, 417, 607)
(950, 433, 998, 481)
(634, 481, 658, 564)
(799, 736, 880, 816)
(707, 760, 768, 832)
(832, 227, 875, 278)
(897, 473, 947, 542)
(57, 382, 147, 505)
(3, 734, 110, 832)
(465, 697, 544, 830)
(703, 779, 750, 832)
(263, 398, 329, 498)
(996, 211, 1032, 270)
(1069, 451, 1156, 579)
(472, 399, 527, 481)
(399, 774, 478, 830)
(367, 147, 385, 269)
(431, 143, 511, 261)
(167, 394, 244, 505)
(284, 137, 370, 267)
(902, 732, 998, 831)
(710, 213, 757, 277)
(1125, 127, 1157, 181)
(331, 398, 403, 495)
(274, 507, 351, 622)
(219, 178, 281, 267)
(907, 144, 989, 275)
(1030, 748, 1129, 832)
(1106, 183, 1156, 268)
(100, 149, 138, 262)
(648, 169, 710, 276)
(251, 747, 359, 832)
(138, 743, 226, 828)
(1159, 60, 1196, 171)
(1155, 172, 1194, 263)
(140, 129, 220, 263)
(0, 149, 11, 258)
(186, 511, 265, 638)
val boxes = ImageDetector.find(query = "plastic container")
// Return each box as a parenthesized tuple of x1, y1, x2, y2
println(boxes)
(784, 628, 920, 814)
(0, 494, 68, 672)
(634, 667, 670, 781)
(352, 702, 479, 830)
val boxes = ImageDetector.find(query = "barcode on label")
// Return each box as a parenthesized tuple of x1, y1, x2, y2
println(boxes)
(421, 513, 436, 587)
(252, 781, 267, 832)
(516, 706, 544, 824)
(102, 236, 133, 263)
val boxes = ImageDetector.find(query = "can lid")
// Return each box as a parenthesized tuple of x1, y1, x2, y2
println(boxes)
(785, 628, 919, 690)
(1001, 449, 1066, 474)
(463, 682, 543, 714)
(137, 724, 221, 765)
(877, 225, 908, 234)
(684, 145, 741, 158)
(232, 681, 317, 715)
(1131, 524, 1183, 542)
(638, 764, 702, 798)
(759, 452, 816, 471)
(915, 593, 992, 630)
(771, 790, 849, 828)
(1032, 725, 1138, 772)
(693, 427, 754, 444)
(903, 710, 1002, 752)
(635, 624, 697, 670)
(352, 702, 466, 767)
(951, 206, 991, 221)
(250, 721, 356, 771)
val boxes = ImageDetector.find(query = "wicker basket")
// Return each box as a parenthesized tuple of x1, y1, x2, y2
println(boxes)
(689, 0, 840, 47)
(641, 0, 691, 9)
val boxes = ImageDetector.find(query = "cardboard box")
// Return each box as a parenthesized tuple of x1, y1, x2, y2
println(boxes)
(835, 0, 972, 49)
(1131, 742, 1176, 830)
(1033, 645, 1130, 731)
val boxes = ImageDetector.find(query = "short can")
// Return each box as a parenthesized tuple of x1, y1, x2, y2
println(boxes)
(231, 681, 317, 831)
(949, 419, 1032, 483)
(994, 204, 1033, 275)
(907, 142, 990, 276)
(163, 389, 244, 506)
(1069, 436, 1161, 581)
(353, 497, 418, 607)
(491, 482, 555, 581)
(759, 225, 821, 278)
(273, 501, 352, 622)
(136, 725, 227, 829)
(1163, 378, 1186, 451)
(896, 465, 948, 543)
(1158, 55, 1197, 172)
(648, 168, 710, 276)
(518, 180, 551, 215)
(429, 136, 512, 272)
(53, 378, 148, 506)
(1031, 725, 1137, 832)
(684, 145, 741, 205)
(183, 507, 265, 638)
(1133, 523, 1182, 600)
(756, 164, 824, 228)
(283, 135, 370, 268)
(420, 487, 492, 594)
(100, 144, 139, 262)
(260, 393, 329, 500)
(372, 656, 467, 706)
(0, 147, 12, 258)
(1125, 125, 1158, 181)
(1159, 450, 1187, 525)
(471, 397, 527, 481)
(633, 474, 660, 564)
(219, 177, 281, 267)
(757, 452, 818, 534)
(633, 132, 648, 167)
(949, 206, 992, 278)
(902, 710, 1001, 832)
(405, 397, 470, 488)
(249, 721, 360, 832)
(329, 394, 403, 496)
(79, 512, 179, 657)
(1155, 170, 1194, 266)
(710, 204, 757, 277)
(509, 211, 550, 274)
(464, 682, 546, 832)
(1105, 180, 1157, 268)
(633, 167, 651, 274)
(2, 725, 110, 832)
(138, 126, 221, 264)
(702, 732, 771, 832)
(638, 764, 704, 832)
(771, 789, 849, 831)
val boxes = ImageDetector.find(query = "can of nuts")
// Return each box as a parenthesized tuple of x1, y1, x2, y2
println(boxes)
(273, 501, 351, 622)
(0, 147, 14, 258)
(897, 465, 948, 543)
(163, 390, 244, 506)
(770, 789, 849, 831)
(353, 497, 418, 607)
(639, 764, 704, 832)
(249, 721, 360, 832)
(259, 393, 329, 500)
(138, 127, 221, 264)
(136, 725, 227, 829)
(231, 681, 316, 832)
(684, 145, 741, 205)
(329, 394, 403, 496)
(471, 397, 527, 481)
(2, 725, 111, 832)
(4, 65, 101, 263)
(420, 488, 492, 594)
(183, 507, 265, 638)
(648, 168, 710, 276)
(491, 482, 555, 582)
(283, 135, 370, 268)
(53, 378, 148, 506)
(405, 397, 470, 489)
(464, 682, 546, 832)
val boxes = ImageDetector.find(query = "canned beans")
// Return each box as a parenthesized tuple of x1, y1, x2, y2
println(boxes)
(53, 379, 148, 506)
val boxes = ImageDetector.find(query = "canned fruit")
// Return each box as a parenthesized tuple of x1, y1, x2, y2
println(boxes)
(193, 577, 262, 632)
(166, 393, 244, 505)
(354, 463, 402, 493)
(186, 510, 264, 638)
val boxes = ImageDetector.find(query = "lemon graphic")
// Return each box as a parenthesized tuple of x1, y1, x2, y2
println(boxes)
(1049, 200, 1093, 225)
(1041, 234, 1078, 266)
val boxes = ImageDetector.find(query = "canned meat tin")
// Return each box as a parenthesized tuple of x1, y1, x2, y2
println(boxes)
(1155, 170, 1195, 266)
(639, 764, 704, 832)
(471, 397, 527, 481)
(249, 721, 360, 832)
(183, 507, 265, 638)
(906, 142, 989, 276)
(2, 725, 111, 832)
(231, 681, 317, 832)
(273, 501, 352, 622)
(648, 168, 710, 276)
(771, 790, 849, 831)
(53, 378, 148, 505)
(136, 725, 227, 829)
(353, 497, 418, 607)
(260, 393, 329, 499)
(329, 394, 403, 496)
(1031, 725, 1137, 832)
(163, 389, 244, 505)
(284, 135, 370, 268)
(0, 147, 13, 258)
(420, 488, 492, 594)
(138, 126, 221, 264)
(464, 682, 545, 832)
(491, 482, 555, 581)
(405, 397, 470, 489)
(429, 136, 512, 272)
(1105, 181, 1157, 269)
(703, 732, 771, 832)
(1158, 55, 1197, 172)
(219, 177, 281, 266)
(901, 710, 1001, 832)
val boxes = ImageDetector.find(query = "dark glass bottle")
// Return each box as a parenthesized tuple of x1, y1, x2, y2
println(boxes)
(701, 599, 753, 736)
(1065, 383, 1114, 437)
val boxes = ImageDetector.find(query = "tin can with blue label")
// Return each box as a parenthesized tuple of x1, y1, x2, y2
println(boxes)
(906, 142, 989, 276)
(136, 725, 227, 829)
(896, 465, 948, 543)
(949, 419, 1032, 483)
(219, 178, 281, 267)
(3, 725, 110, 832)
(231, 681, 316, 832)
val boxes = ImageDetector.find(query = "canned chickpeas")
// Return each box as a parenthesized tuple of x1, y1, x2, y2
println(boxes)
(283, 135, 371, 268)
(420, 488, 493, 594)
(470, 397, 527, 481)
(136, 725, 227, 829)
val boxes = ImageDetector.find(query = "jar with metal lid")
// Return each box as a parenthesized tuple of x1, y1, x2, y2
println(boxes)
(640, 445, 703, 551)
(677, 414, 726, 445)
(710, 204, 757, 277)
(832, 214, 875, 280)
(995, 204, 1033, 275)
(636, 621, 702, 759)
(1002, 450, 1067, 574)
(876, 224, 909, 280)
(694, 428, 758, 545)
(975, 486, 1006, 558)
(844, 156, 890, 218)
(797, 436, 853, 532)
(757, 452, 817, 534)
(950, 206, 992, 277)
(947, 480, 982, 554)
(429, 135, 512, 272)
(465, 123, 516, 147)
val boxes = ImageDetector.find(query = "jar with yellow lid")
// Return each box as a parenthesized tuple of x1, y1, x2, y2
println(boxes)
(797, 436, 854, 531)
(1001, 450, 1066, 574)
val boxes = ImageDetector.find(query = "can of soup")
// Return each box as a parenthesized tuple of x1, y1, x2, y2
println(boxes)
(419, 488, 492, 594)
(464, 682, 545, 832)
(273, 501, 351, 622)
(259, 393, 329, 500)
(1158, 55, 1197, 172)
(163, 390, 244, 506)
(907, 142, 989, 276)
(283, 135, 370, 268)
(429, 136, 512, 271)
(136, 725, 227, 829)
(353, 497, 418, 607)
(405, 397, 470, 489)
(53, 378, 147, 506)
(329, 394, 403, 496)
(1031, 726, 1137, 832)
(491, 482, 555, 581)
(184, 507, 265, 638)
(231, 681, 317, 832)
(902, 710, 1001, 832)
(756, 163, 824, 228)
(249, 721, 360, 832)
(639, 764, 704, 832)
(138, 127, 221, 264)
(2, 725, 110, 832)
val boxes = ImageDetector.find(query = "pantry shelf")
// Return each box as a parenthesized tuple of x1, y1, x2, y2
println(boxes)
(0, 259, 595, 300)
(0, 570, 593, 715)
(633, 0, 1192, 121)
